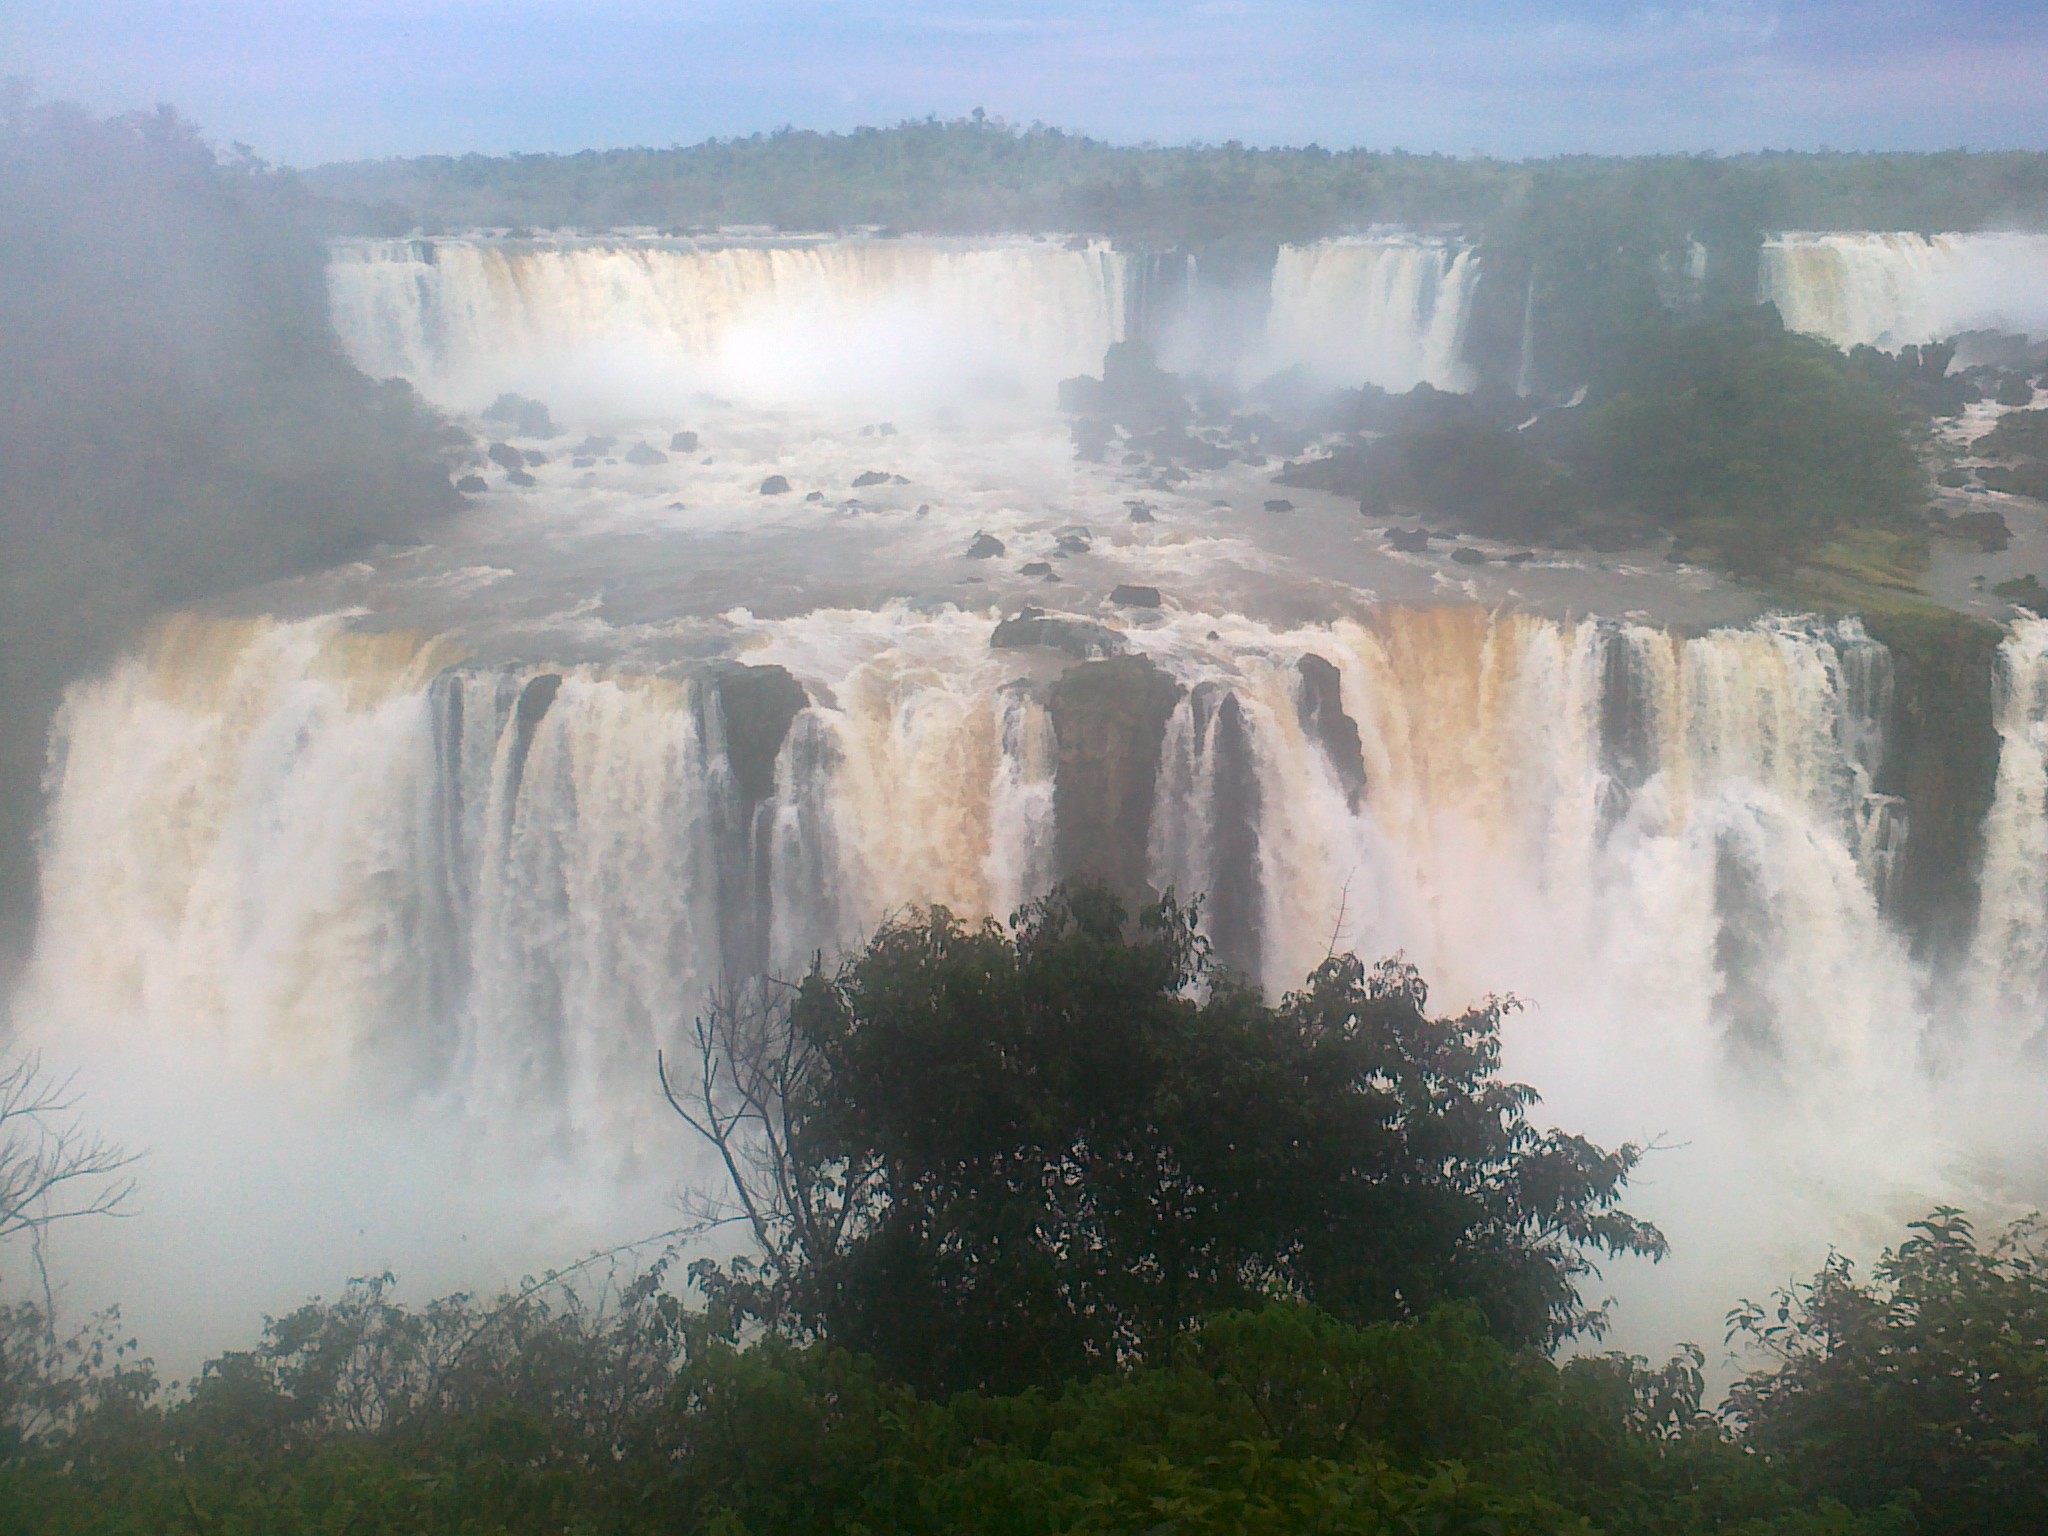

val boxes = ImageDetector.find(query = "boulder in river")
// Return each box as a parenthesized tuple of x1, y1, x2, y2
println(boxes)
(805, 490, 825, 502)
(669, 430, 699, 453)
(991, 608, 1127, 659)
(1020, 561, 1054, 577)
(454, 474, 488, 494)
(624, 441, 668, 466)
(1295, 654, 1367, 810)
(1110, 584, 1162, 608)
(1384, 526, 1432, 553)
(966, 532, 1006, 559)
(522, 449, 548, 467)
(482, 393, 559, 438)
(1945, 509, 2013, 550)
(1263, 498, 1295, 513)
(486, 441, 524, 470)
(505, 468, 537, 487)
(1451, 545, 1487, 565)
(760, 475, 792, 496)
(852, 470, 890, 488)
(1977, 463, 2048, 502)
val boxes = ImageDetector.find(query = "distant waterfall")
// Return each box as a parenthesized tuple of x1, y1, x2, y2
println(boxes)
(26, 605, 1931, 1156)
(326, 235, 1132, 416)
(1760, 231, 2048, 350)
(1259, 236, 1479, 391)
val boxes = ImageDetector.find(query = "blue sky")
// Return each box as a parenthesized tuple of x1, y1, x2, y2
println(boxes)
(5, 1, 2045, 166)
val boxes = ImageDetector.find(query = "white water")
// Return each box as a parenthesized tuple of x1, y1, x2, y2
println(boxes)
(328, 232, 1484, 413)
(1258, 236, 1479, 391)
(327, 235, 1131, 417)
(20, 226, 2048, 1376)
(1761, 231, 2048, 350)
(26, 599, 2032, 1364)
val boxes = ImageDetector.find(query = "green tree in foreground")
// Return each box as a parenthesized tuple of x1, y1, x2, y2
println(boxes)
(670, 883, 1666, 1397)
(1728, 1208, 2048, 1535)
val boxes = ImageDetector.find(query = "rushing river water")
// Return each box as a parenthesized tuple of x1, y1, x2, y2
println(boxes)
(15, 230, 2048, 1371)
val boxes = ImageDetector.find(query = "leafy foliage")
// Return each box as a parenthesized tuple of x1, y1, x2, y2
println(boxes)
(677, 883, 1664, 1397)
(1577, 307, 1925, 574)
(1728, 1209, 2048, 1534)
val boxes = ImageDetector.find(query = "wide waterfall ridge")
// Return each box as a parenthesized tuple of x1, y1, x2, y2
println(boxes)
(28, 605, 1933, 1153)
(1761, 231, 2048, 350)
(327, 232, 1487, 412)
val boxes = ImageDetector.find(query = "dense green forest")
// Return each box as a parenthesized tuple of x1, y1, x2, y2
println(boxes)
(304, 115, 2048, 250)
(5, 890, 2046, 1533)
(0, 97, 466, 962)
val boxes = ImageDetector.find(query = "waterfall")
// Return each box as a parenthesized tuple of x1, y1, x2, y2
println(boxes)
(328, 233, 1487, 416)
(1258, 236, 1479, 391)
(325, 235, 1132, 416)
(1760, 231, 2048, 350)
(25, 604, 1929, 1147)
(1967, 619, 2048, 1033)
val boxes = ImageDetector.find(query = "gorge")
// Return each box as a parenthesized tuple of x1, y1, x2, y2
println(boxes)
(16, 220, 2048, 1370)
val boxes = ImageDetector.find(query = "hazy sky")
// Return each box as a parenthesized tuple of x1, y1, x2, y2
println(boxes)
(7, 1, 2046, 166)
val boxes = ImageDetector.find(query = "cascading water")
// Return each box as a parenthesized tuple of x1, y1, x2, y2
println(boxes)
(1256, 236, 1479, 391)
(1760, 231, 2048, 350)
(25, 220, 2048, 1377)
(329, 232, 1486, 413)
(327, 235, 1133, 415)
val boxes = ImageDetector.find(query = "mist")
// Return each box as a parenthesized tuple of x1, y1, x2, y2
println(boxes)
(8, 67, 2048, 1531)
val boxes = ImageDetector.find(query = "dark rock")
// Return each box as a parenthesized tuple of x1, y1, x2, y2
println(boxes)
(572, 435, 616, 456)
(805, 490, 825, 502)
(915, 504, 931, 517)
(486, 441, 524, 470)
(1047, 655, 1184, 901)
(482, 393, 558, 438)
(1295, 655, 1367, 810)
(966, 532, 1005, 559)
(760, 475, 792, 496)
(878, 422, 897, 436)
(890, 474, 910, 485)
(1994, 574, 2048, 614)
(1384, 526, 1432, 553)
(1263, 498, 1295, 513)
(669, 430, 699, 453)
(1451, 545, 1487, 565)
(1505, 550, 1536, 564)
(1057, 339, 1187, 432)
(572, 456, 596, 468)
(1945, 509, 2013, 550)
(1996, 376, 2037, 408)
(991, 610, 1126, 659)
(1122, 452, 1146, 466)
(711, 664, 809, 806)
(1936, 467, 1973, 488)
(1020, 561, 1054, 577)
(454, 474, 488, 494)
(852, 470, 891, 488)
(522, 449, 548, 467)
(1055, 530, 1093, 556)
(1974, 409, 2048, 459)
(1976, 463, 2048, 502)
(1110, 584, 1162, 608)
(1129, 505, 1155, 523)
(624, 441, 668, 466)
(505, 468, 537, 487)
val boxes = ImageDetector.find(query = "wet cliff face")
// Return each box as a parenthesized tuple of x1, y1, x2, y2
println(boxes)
(1862, 609, 2005, 957)
(1046, 655, 1183, 904)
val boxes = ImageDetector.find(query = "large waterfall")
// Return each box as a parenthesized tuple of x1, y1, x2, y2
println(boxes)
(1760, 231, 2048, 350)
(327, 232, 1484, 410)
(26, 221, 2048, 1372)
(327, 235, 1132, 415)
(26, 605, 1932, 1141)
